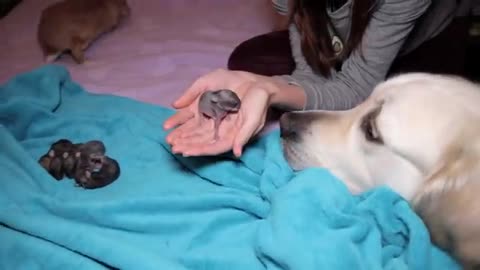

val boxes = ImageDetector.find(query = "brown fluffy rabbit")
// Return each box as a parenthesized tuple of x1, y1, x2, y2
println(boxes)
(37, 0, 130, 64)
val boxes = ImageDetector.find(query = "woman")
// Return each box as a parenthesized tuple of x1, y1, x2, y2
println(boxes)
(164, 0, 469, 157)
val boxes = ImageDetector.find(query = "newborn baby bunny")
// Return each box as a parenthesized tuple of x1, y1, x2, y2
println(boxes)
(38, 139, 75, 180)
(37, 0, 130, 64)
(198, 89, 241, 141)
(72, 140, 120, 189)
(79, 157, 121, 189)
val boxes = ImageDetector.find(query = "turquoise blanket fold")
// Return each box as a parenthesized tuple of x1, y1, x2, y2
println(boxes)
(0, 65, 459, 270)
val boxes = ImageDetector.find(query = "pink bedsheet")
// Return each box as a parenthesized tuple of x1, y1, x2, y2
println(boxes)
(1, 0, 275, 108)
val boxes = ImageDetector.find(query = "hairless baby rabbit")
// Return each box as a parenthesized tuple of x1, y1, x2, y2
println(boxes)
(198, 89, 241, 141)
(39, 139, 75, 180)
(72, 140, 120, 189)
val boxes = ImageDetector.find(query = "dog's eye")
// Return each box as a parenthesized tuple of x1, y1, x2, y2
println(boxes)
(361, 109, 383, 144)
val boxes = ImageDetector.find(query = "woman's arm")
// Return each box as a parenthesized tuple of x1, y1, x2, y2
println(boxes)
(271, 0, 289, 16)
(270, 0, 432, 111)
(271, 0, 290, 31)
(263, 74, 307, 111)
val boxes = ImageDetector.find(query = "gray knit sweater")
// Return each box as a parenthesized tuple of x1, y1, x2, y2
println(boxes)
(272, 0, 465, 110)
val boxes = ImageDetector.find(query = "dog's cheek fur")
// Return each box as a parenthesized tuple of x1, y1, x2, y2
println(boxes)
(282, 141, 318, 171)
(360, 145, 423, 201)
(302, 128, 376, 194)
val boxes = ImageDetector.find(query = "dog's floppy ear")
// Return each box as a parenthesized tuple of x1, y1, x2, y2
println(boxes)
(412, 144, 480, 268)
(414, 146, 478, 202)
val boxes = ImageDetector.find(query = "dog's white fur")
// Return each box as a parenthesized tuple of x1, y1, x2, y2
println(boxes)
(280, 73, 480, 268)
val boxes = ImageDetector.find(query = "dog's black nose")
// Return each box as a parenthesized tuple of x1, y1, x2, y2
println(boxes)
(280, 112, 306, 140)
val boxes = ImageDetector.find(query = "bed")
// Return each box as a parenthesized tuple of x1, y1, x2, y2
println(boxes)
(0, 1, 461, 269)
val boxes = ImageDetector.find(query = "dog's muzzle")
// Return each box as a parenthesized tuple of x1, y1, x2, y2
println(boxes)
(279, 112, 311, 141)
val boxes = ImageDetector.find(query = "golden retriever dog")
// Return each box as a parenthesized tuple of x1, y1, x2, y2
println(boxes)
(280, 73, 480, 269)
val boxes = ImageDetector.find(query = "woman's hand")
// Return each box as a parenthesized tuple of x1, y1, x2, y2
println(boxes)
(163, 69, 277, 157)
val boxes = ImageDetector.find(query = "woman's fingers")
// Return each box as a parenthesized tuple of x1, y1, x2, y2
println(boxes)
(232, 90, 269, 157)
(172, 128, 232, 156)
(186, 140, 232, 156)
(171, 115, 236, 156)
(168, 116, 216, 147)
(177, 119, 213, 140)
(163, 109, 194, 130)
(174, 137, 233, 157)
(232, 114, 260, 157)
(173, 77, 209, 109)
(166, 116, 200, 144)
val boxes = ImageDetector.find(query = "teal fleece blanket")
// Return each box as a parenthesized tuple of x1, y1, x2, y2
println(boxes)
(0, 65, 459, 270)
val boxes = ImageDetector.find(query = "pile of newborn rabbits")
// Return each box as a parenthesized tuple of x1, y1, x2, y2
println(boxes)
(39, 139, 120, 189)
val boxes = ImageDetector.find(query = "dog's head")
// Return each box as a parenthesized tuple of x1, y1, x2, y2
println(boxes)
(280, 73, 480, 265)
(281, 72, 480, 266)
(280, 73, 480, 202)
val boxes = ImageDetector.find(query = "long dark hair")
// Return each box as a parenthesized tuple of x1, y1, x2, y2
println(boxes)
(289, 0, 377, 77)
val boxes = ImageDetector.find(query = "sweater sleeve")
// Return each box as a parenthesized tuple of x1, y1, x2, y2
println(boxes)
(271, 0, 289, 15)
(281, 0, 432, 111)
